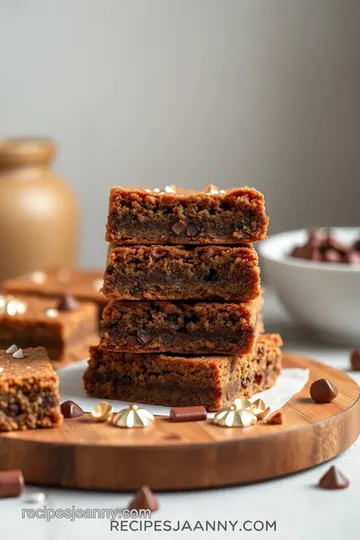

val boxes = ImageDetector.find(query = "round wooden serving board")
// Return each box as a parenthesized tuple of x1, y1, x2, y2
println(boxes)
(0, 352, 359, 491)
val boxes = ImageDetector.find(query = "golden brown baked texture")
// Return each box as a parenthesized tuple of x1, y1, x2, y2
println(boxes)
(99, 297, 262, 355)
(105, 186, 268, 245)
(0, 347, 63, 431)
(103, 244, 261, 301)
(84, 334, 282, 411)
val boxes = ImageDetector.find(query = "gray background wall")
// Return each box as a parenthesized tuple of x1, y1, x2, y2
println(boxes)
(1, 0, 360, 267)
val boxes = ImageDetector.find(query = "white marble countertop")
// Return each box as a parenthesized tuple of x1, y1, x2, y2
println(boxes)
(2, 290, 359, 540)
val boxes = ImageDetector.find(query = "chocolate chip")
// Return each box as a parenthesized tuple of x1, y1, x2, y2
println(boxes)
(241, 377, 249, 389)
(203, 269, 218, 282)
(345, 250, 360, 264)
(42, 395, 57, 409)
(324, 233, 348, 256)
(353, 239, 360, 251)
(350, 348, 360, 371)
(170, 406, 207, 422)
(57, 294, 79, 312)
(255, 373, 263, 385)
(310, 378, 338, 403)
(318, 466, 349, 490)
(136, 330, 151, 345)
(120, 375, 132, 385)
(61, 400, 84, 418)
(128, 486, 159, 512)
(6, 403, 20, 417)
(322, 248, 343, 263)
(126, 335, 138, 347)
(257, 344, 265, 355)
(0, 470, 24, 498)
(186, 222, 200, 237)
(266, 411, 283, 425)
(171, 220, 186, 235)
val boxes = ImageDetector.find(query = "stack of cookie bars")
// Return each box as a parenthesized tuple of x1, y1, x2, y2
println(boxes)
(84, 185, 282, 411)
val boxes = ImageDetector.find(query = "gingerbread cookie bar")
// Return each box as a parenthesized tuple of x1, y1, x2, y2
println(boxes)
(105, 185, 268, 245)
(99, 297, 262, 355)
(103, 244, 261, 301)
(3, 267, 107, 312)
(84, 334, 282, 411)
(0, 346, 63, 431)
(0, 295, 97, 361)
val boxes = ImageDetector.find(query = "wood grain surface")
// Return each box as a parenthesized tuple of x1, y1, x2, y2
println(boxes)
(0, 352, 359, 491)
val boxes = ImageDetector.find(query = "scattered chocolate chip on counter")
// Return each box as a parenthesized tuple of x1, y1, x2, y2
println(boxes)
(350, 348, 360, 371)
(60, 400, 84, 418)
(290, 228, 360, 264)
(128, 486, 159, 512)
(266, 411, 283, 425)
(310, 379, 338, 403)
(0, 470, 24, 498)
(318, 466, 349, 490)
(169, 406, 207, 423)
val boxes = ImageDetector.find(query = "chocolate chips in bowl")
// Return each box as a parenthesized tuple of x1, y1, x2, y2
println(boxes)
(290, 228, 360, 264)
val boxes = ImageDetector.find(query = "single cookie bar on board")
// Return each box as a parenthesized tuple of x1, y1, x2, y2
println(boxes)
(0, 346, 63, 431)
(84, 334, 282, 411)
(0, 294, 97, 362)
(105, 185, 269, 245)
(102, 244, 261, 301)
(99, 296, 263, 356)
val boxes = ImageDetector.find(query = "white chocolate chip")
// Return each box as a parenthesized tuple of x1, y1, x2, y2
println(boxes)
(12, 349, 24, 359)
(45, 308, 59, 318)
(0, 367, 3, 373)
(219, 190, 226, 194)
(6, 344, 18, 354)
(165, 185, 176, 193)
(145, 189, 152, 193)
(25, 492, 46, 504)
(29, 271, 47, 284)
(93, 278, 103, 292)
(153, 188, 160, 193)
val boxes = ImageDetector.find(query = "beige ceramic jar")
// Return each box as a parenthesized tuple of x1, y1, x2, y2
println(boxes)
(0, 138, 78, 284)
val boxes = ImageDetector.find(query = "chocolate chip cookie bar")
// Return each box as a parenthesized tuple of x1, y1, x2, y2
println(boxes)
(105, 185, 268, 245)
(0, 294, 98, 362)
(4, 267, 107, 313)
(103, 244, 261, 301)
(0, 346, 63, 431)
(84, 334, 282, 411)
(99, 297, 262, 355)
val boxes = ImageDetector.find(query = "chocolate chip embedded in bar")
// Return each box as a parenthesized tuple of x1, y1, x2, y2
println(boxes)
(105, 185, 269, 245)
(102, 244, 261, 302)
(170, 406, 207, 422)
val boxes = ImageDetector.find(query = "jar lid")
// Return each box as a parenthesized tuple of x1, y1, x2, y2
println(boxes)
(0, 138, 55, 165)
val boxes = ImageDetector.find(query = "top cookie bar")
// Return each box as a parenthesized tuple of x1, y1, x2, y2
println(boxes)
(105, 185, 269, 245)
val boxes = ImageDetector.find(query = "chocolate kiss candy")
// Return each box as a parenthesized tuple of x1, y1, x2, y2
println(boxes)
(57, 294, 79, 312)
(310, 379, 338, 403)
(61, 400, 83, 418)
(318, 466, 349, 490)
(128, 486, 159, 512)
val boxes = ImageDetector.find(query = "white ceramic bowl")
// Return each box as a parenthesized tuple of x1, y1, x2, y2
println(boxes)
(258, 227, 360, 345)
